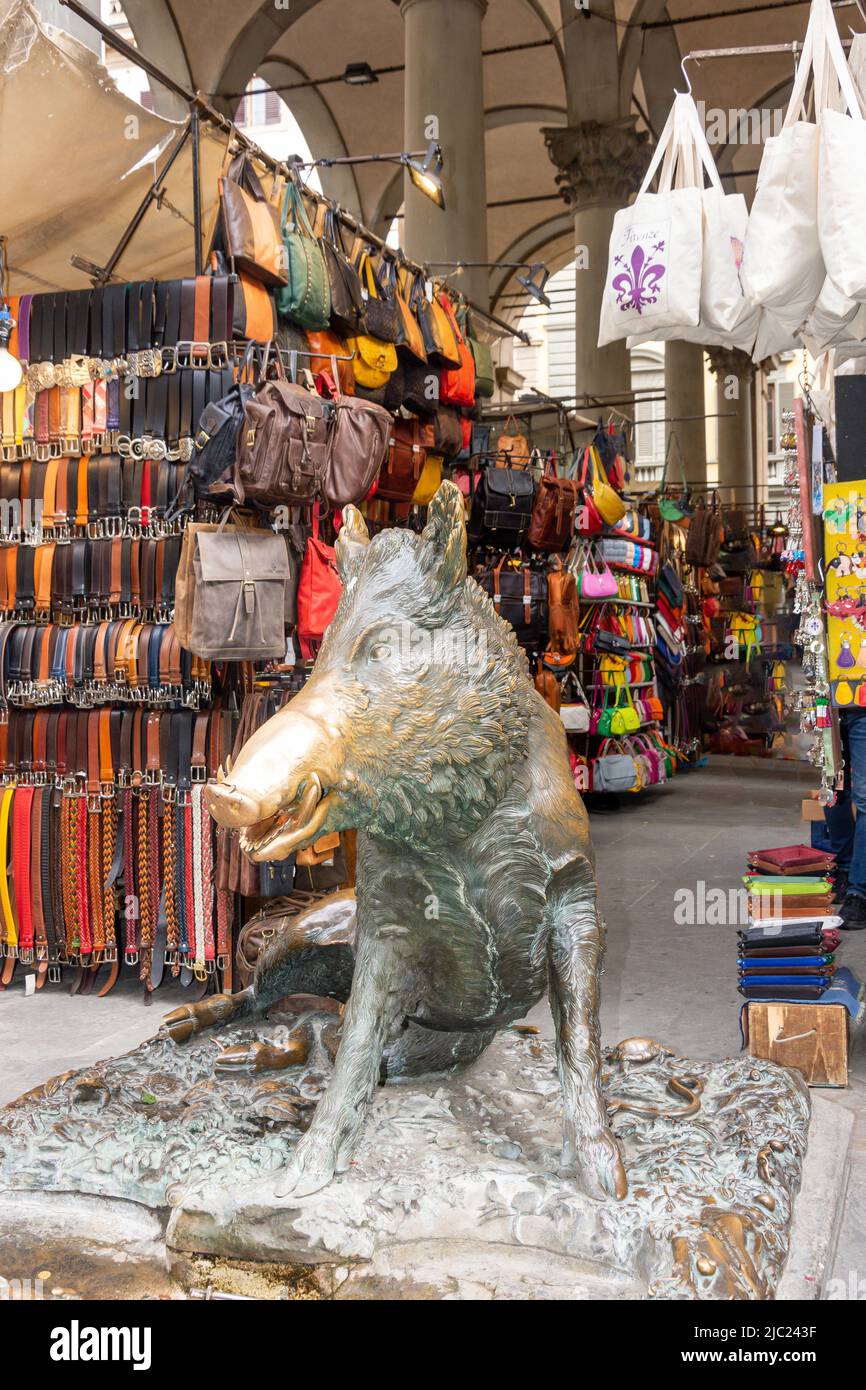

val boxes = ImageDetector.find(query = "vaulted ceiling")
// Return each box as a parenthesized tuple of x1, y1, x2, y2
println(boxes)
(118, 0, 855, 320)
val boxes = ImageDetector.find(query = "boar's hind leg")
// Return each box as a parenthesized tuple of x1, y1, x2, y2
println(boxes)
(273, 928, 397, 1199)
(547, 862, 628, 1201)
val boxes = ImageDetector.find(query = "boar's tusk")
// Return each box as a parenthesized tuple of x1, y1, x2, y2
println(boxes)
(225, 754, 233, 775)
(216, 764, 225, 785)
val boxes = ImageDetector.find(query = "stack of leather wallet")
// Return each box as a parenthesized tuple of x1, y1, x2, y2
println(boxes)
(738, 920, 839, 1000)
(744, 850, 837, 920)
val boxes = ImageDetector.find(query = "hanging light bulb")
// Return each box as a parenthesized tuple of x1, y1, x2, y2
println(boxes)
(0, 307, 22, 393)
(404, 141, 446, 209)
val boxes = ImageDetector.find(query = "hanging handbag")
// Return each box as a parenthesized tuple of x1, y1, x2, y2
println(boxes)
(218, 154, 287, 289)
(391, 263, 428, 362)
(437, 292, 476, 406)
(432, 405, 464, 460)
(324, 394, 392, 507)
(581, 444, 626, 526)
(412, 452, 443, 507)
(320, 208, 366, 334)
(685, 494, 723, 567)
(276, 181, 331, 328)
(230, 267, 277, 343)
(168, 342, 257, 514)
(409, 273, 461, 366)
(497, 413, 531, 466)
(571, 539, 618, 600)
(355, 248, 399, 343)
(305, 329, 355, 394)
(183, 516, 290, 661)
(468, 459, 535, 546)
(526, 456, 581, 551)
(459, 306, 495, 399)
(656, 432, 692, 522)
(402, 358, 438, 417)
(559, 669, 590, 732)
(378, 417, 433, 501)
(347, 329, 398, 389)
(296, 506, 342, 660)
(592, 746, 638, 793)
(234, 346, 329, 507)
(477, 557, 548, 650)
(534, 657, 561, 712)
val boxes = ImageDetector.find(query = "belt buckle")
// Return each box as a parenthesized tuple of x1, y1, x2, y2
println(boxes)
(190, 764, 207, 782)
(124, 950, 139, 966)
(208, 341, 229, 369)
(175, 340, 210, 369)
(177, 437, 194, 463)
(137, 348, 162, 379)
(160, 346, 178, 375)
(116, 434, 133, 459)
(143, 437, 167, 461)
(100, 782, 116, 801)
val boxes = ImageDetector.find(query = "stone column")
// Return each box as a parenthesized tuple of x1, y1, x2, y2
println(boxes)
(544, 118, 649, 403)
(665, 340, 708, 488)
(401, 0, 489, 306)
(706, 347, 756, 500)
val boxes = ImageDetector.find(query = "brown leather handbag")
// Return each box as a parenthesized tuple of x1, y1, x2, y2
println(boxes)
(324, 395, 392, 507)
(534, 658, 561, 712)
(234, 349, 329, 507)
(218, 155, 287, 289)
(497, 413, 531, 465)
(526, 458, 581, 551)
(392, 263, 428, 362)
(378, 417, 434, 501)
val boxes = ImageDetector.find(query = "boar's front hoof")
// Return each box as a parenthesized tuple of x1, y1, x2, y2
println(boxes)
(564, 1126, 628, 1202)
(273, 1132, 339, 1199)
(214, 1024, 312, 1075)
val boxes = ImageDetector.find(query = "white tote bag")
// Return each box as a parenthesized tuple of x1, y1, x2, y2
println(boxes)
(598, 98, 703, 347)
(816, 0, 866, 298)
(740, 0, 827, 326)
(620, 95, 759, 351)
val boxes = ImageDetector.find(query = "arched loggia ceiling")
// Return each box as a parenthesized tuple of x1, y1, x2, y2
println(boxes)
(116, 0, 853, 315)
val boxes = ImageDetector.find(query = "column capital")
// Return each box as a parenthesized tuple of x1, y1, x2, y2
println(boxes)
(401, 0, 487, 14)
(706, 346, 756, 381)
(543, 117, 650, 209)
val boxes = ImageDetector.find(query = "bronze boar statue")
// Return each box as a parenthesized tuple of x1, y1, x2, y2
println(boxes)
(164, 481, 627, 1202)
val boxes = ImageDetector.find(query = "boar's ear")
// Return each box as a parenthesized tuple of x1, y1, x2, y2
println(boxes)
(335, 505, 370, 587)
(419, 480, 467, 590)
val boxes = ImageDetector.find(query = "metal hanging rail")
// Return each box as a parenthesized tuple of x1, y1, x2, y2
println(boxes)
(57, 0, 529, 344)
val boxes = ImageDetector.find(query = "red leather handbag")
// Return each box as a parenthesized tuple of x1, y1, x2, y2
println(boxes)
(576, 447, 604, 536)
(296, 507, 342, 660)
(437, 293, 476, 407)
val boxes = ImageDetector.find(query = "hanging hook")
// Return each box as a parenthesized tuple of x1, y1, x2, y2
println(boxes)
(676, 54, 693, 97)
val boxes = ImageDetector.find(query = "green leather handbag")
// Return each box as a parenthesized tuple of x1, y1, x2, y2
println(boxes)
(277, 182, 331, 330)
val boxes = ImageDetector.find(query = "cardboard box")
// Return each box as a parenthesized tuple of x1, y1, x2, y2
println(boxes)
(744, 1001, 849, 1087)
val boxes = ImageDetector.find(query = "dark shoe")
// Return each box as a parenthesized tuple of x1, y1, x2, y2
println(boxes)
(841, 892, 866, 931)
(835, 869, 850, 902)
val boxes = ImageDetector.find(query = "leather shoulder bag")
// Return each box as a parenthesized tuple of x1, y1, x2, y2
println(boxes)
(324, 395, 392, 507)
(526, 456, 580, 551)
(468, 459, 535, 546)
(218, 154, 287, 289)
(355, 248, 399, 343)
(320, 208, 365, 334)
(378, 417, 433, 501)
(276, 181, 330, 327)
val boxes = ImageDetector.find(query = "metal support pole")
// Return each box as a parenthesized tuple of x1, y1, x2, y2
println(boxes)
(190, 108, 203, 276)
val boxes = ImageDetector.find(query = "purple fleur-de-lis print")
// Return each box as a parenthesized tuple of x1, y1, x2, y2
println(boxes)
(611, 240, 666, 314)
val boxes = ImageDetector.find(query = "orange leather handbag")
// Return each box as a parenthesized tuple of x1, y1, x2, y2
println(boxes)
(437, 293, 476, 406)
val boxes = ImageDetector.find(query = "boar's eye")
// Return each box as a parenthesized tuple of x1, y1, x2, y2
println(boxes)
(368, 641, 391, 662)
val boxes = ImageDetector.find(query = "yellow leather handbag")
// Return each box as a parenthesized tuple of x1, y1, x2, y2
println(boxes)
(412, 452, 443, 506)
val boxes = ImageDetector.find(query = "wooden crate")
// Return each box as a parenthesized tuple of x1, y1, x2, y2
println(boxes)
(745, 1002, 849, 1087)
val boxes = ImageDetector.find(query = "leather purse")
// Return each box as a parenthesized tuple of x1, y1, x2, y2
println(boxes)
(234, 347, 329, 507)
(432, 405, 463, 460)
(686, 495, 724, 568)
(592, 749, 638, 793)
(571, 539, 618, 600)
(460, 307, 495, 399)
(186, 521, 289, 661)
(355, 249, 399, 342)
(276, 181, 330, 326)
(320, 208, 365, 334)
(218, 155, 287, 289)
(378, 417, 433, 501)
(412, 452, 443, 507)
(391, 263, 428, 362)
(347, 328, 398, 389)
(324, 395, 392, 507)
(581, 444, 626, 526)
(534, 658, 561, 712)
(545, 557, 579, 666)
(496, 414, 531, 466)
(305, 329, 355, 394)
(526, 457, 580, 551)
(409, 273, 461, 366)
(296, 508, 342, 660)
(402, 358, 438, 417)
(437, 292, 476, 406)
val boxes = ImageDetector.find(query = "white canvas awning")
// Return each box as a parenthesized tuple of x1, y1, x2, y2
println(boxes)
(0, 0, 227, 293)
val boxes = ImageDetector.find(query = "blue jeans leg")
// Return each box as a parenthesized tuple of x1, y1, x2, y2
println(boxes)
(825, 714, 866, 898)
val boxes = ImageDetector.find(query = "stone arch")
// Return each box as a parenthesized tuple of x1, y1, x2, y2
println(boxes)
(211, 0, 326, 118)
(489, 211, 574, 321)
(117, 0, 194, 119)
(255, 56, 364, 217)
